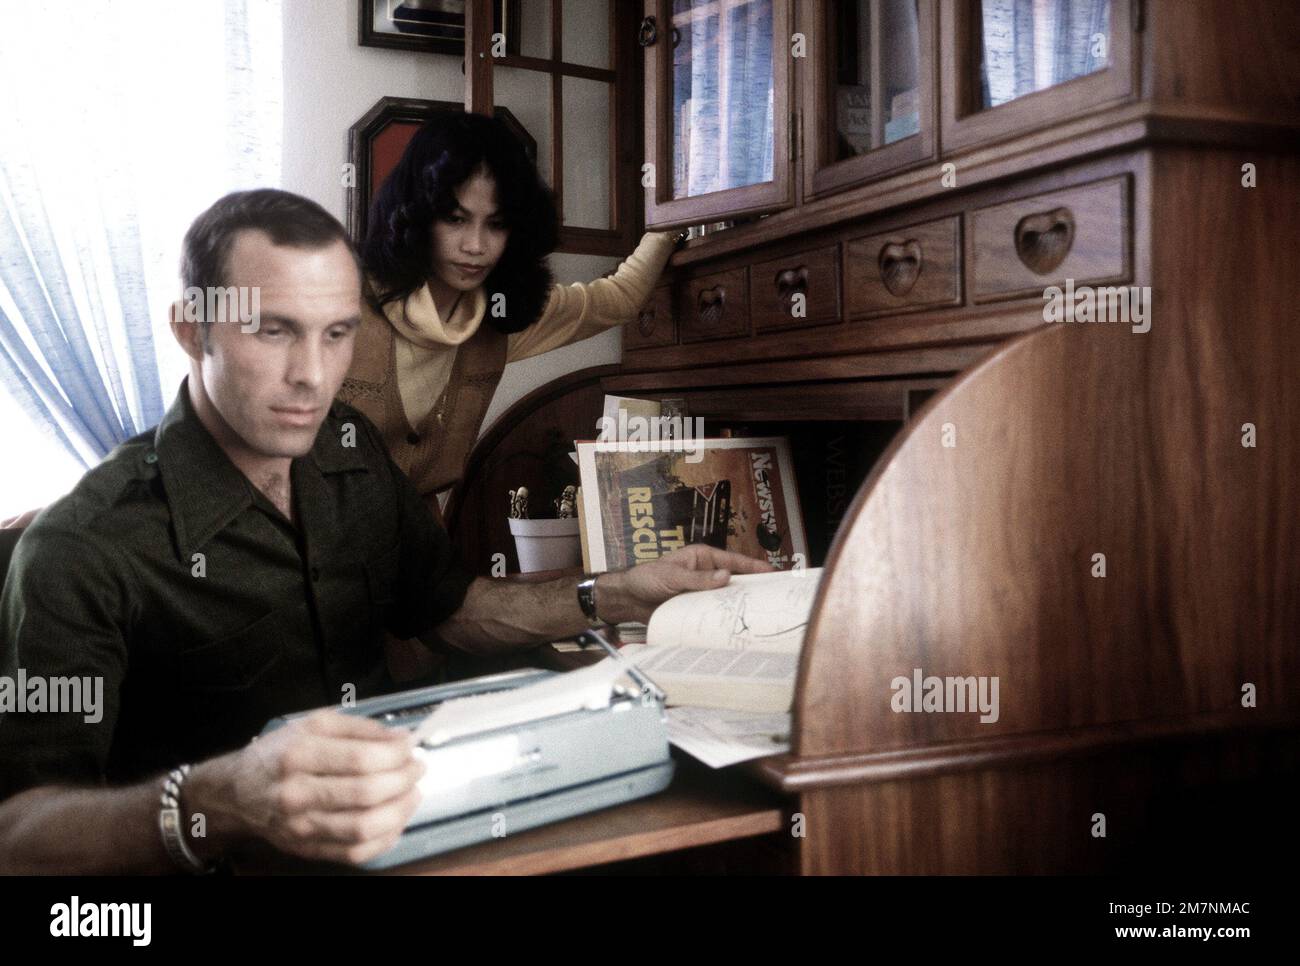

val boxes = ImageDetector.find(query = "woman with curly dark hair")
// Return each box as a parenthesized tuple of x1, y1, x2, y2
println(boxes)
(339, 111, 680, 528)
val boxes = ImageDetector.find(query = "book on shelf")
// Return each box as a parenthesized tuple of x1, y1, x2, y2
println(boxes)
(575, 436, 807, 573)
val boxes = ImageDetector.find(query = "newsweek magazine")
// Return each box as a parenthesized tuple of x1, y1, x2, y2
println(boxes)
(576, 437, 807, 572)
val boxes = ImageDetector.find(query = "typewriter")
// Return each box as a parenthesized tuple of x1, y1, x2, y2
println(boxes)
(260, 651, 674, 870)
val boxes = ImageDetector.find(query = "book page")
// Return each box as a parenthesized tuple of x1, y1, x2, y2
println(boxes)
(646, 568, 822, 653)
(620, 568, 823, 713)
(621, 643, 797, 713)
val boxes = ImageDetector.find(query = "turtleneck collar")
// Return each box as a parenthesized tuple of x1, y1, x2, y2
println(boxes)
(381, 282, 487, 349)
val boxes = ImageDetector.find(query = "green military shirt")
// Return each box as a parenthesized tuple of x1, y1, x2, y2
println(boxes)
(0, 381, 473, 799)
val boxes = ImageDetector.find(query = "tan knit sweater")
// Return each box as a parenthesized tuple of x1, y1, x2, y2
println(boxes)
(337, 231, 676, 518)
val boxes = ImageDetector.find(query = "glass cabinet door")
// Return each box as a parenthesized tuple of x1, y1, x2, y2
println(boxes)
(976, 0, 1110, 108)
(803, 0, 937, 199)
(942, 0, 1134, 151)
(644, 0, 793, 228)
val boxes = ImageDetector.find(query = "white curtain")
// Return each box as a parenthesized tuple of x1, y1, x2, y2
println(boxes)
(0, 0, 282, 515)
(672, 0, 775, 199)
(980, 0, 1111, 108)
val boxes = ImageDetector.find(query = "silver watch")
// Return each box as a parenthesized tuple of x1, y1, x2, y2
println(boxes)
(577, 575, 604, 627)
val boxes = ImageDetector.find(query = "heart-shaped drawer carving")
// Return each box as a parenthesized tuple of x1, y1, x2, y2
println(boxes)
(697, 285, 726, 325)
(878, 240, 923, 297)
(681, 267, 748, 342)
(636, 305, 657, 337)
(1014, 207, 1076, 274)
(774, 265, 808, 312)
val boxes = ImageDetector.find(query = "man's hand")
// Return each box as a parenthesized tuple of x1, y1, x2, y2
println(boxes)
(433, 547, 775, 656)
(191, 710, 424, 867)
(595, 545, 775, 624)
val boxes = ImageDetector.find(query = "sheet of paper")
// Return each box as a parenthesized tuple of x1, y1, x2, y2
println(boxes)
(646, 568, 822, 653)
(665, 707, 791, 769)
(409, 658, 630, 747)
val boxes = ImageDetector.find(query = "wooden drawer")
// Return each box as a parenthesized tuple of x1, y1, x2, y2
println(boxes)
(679, 268, 749, 343)
(969, 176, 1130, 302)
(844, 216, 961, 318)
(624, 283, 676, 350)
(750, 245, 841, 332)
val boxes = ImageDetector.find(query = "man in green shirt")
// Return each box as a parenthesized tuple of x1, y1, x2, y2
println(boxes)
(0, 189, 766, 873)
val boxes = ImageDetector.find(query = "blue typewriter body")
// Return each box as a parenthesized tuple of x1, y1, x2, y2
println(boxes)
(260, 668, 675, 869)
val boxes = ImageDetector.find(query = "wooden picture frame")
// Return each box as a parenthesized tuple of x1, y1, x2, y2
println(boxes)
(359, 0, 522, 56)
(346, 96, 536, 243)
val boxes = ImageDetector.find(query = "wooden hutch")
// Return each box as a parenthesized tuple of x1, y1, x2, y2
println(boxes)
(437, 0, 1300, 874)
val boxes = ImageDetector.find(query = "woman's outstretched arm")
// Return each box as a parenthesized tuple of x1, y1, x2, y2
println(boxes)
(506, 231, 678, 362)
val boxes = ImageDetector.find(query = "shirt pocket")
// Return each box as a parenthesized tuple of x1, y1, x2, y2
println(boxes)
(174, 608, 290, 692)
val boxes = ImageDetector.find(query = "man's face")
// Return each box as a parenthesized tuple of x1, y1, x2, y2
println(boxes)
(194, 230, 361, 460)
(428, 167, 509, 296)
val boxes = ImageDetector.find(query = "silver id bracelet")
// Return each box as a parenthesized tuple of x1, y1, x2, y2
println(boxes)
(159, 764, 215, 875)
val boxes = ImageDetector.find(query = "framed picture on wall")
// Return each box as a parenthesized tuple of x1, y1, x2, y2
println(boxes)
(359, 1, 522, 56)
(346, 96, 536, 242)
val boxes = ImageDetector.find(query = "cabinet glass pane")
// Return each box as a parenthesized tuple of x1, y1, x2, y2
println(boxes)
(562, 77, 612, 229)
(830, 0, 922, 161)
(976, 0, 1110, 109)
(670, 0, 775, 200)
(495, 67, 553, 187)
(518, 0, 552, 59)
(563, 0, 611, 69)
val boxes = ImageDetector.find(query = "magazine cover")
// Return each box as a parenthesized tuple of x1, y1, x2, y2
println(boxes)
(576, 437, 807, 572)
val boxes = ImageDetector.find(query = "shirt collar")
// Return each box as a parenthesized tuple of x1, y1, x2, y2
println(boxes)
(153, 380, 368, 563)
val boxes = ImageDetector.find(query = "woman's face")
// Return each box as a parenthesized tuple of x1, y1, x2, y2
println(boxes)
(429, 167, 509, 296)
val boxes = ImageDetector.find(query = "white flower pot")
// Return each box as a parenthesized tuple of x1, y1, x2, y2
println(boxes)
(508, 516, 581, 573)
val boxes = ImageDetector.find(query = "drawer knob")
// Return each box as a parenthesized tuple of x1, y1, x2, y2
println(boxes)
(1014, 207, 1075, 274)
(697, 285, 726, 325)
(636, 305, 657, 337)
(878, 240, 923, 297)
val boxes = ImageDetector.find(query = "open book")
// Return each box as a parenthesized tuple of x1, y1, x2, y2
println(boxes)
(620, 568, 823, 714)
